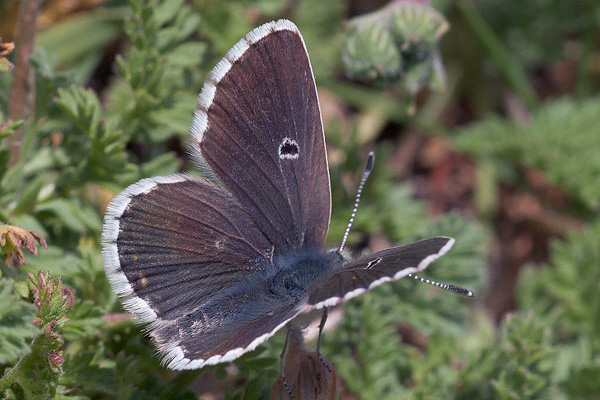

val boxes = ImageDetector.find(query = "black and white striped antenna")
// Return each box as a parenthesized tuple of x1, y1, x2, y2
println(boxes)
(339, 152, 375, 252)
(340, 152, 474, 297)
(408, 274, 474, 297)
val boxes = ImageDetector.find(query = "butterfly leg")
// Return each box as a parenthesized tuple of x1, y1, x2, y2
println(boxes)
(316, 308, 331, 372)
(280, 327, 294, 399)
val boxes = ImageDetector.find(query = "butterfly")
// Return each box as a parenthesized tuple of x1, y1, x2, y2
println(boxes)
(102, 19, 469, 370)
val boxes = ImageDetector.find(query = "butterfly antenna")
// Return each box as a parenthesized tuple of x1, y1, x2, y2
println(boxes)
(408, 274, 475, 297)
(339, 152, 375, 252)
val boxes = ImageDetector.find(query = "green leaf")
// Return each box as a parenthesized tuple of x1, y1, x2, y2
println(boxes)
(138, 153, 181, 178)
(37, 8, 126, 68)
(0, 121, 23, 139)
(155, 0, 185, 25)
(22, 147, 69, 177)
(518, 218, 600, 349)
(53, 86, 135, 189)
(62, 301, 104, 343)
(12, 176, 46, 214)
(165, 42, 207, 69)
(457, 312, 557, 399)
(36, 198, 101, 234)
(0, 57, 13, 73)
(0, 280, 38, 365)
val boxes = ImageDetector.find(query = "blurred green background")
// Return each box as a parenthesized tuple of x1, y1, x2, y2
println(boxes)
(1, 0, 599, 398)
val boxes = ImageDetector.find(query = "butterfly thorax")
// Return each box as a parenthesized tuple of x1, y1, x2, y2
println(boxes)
(269, 248, 344, 302)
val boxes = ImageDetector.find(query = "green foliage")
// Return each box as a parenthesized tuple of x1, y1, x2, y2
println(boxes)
(229, 350, 281, 400)
(519, 219, 600, 347)
(339, 1, 449, 116)
(457, 312, 557, 399)
(452, 97, 600, 210)
(331, 294, 411, 399)
(53, 86, 133, 189)
(518, 219, 600, 399)
(0, 280, 38, 364)
(108, 0, 203, 143)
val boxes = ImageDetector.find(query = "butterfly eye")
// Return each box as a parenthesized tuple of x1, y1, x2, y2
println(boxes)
(279, 137, 299, 159)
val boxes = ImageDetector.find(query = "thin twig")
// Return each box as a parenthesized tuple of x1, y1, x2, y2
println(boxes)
(7, 0, 43, 167)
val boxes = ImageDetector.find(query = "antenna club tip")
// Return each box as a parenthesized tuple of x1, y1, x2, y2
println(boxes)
(448, 284, 475, 297)
(409, 273, 475, 298)
(365, 152, 375, 173)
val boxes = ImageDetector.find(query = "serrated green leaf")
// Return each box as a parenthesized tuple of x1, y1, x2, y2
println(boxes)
(22, 147, 70, 176)
(456, 312, 557, 399)
(62, 301, 104, 342)
(12, 176, 46, 214)
(155, 0, 185, 25)
(138, 153, 181, 178)
(165, 42, 206, 69)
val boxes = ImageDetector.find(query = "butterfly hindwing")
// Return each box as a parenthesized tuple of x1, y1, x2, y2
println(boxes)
(156, 302, 299, 369)
(305, 237, 455, 310)
(102, 175, 303, 369)
(189, 20, 331, 254)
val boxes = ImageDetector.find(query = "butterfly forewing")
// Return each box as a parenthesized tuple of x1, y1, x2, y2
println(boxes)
(189, 20, 331, 254)
(305, 237, 455, 310)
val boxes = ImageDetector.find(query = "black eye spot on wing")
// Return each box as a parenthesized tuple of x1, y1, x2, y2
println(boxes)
(279, 138, 299, 159)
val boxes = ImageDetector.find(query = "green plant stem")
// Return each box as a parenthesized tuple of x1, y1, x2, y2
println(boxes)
(457, 0, 538, 111)
(0, 335, 41, 395)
